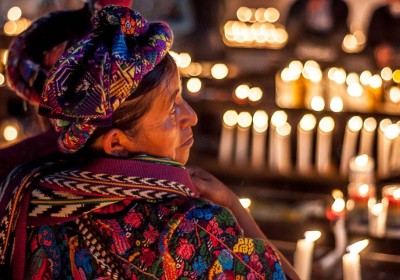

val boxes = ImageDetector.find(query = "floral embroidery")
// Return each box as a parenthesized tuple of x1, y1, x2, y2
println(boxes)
(176, 238, 195, 260)
(123, 210, 143, 228)
(26, 197, 285, 279)
(120, 12, 135, 34)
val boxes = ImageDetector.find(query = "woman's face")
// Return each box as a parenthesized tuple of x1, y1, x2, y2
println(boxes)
(125, 71, 198, 164)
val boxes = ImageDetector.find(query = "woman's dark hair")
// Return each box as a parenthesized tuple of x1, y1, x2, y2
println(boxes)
(87, 53, 177, 145)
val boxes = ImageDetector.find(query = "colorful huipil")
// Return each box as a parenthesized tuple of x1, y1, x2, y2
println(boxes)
(0, 156, 285, 280)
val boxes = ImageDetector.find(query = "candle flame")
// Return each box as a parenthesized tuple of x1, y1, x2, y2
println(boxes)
(379, 119, 392, 132)
(360, 70, 372, 86)
(305, 231, 321, 242)
(384, 124, 399, 140)
(276, 122, 291, 137)
(330, 97, 343, 112)
(332, 198, 346, 213)
(347, 239, 369, 255)
(369, 74, 382, 89)
(394, 189, 400, 200)
(355, 154, 369, 167)
(371, 203, 383, 216)
(310, 96, 325, 111)
(253, 110, 268, 132)
(237, 112, 252, 128)
(348, 116, 363, 132)
(235, 84, 250, 99)
(239, 198, 252, 208)
(381, 67, 393, 81)
(358, 184, 369, 197)
(223, 110, 238, 127)
(299, 114, 316, 131)
(363, 117, 377, 132)
(271, 110, 287, 127)
(332, 189, 344, 199)
(319, 117, 335, 133)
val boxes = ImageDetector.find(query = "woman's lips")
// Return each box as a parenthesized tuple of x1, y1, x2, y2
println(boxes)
(181, 137, 194, 147)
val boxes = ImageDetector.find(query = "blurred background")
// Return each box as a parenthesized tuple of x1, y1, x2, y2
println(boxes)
(1, 0, 400, 279)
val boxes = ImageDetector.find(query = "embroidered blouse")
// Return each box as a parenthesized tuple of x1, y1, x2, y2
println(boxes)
(0, 156, 285, 280)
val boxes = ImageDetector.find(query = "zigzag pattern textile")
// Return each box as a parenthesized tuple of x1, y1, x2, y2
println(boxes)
(0, 155, 196, 279)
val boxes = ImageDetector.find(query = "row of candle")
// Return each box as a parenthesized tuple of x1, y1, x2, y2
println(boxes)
(294, 230, 368, 280)
(295, 185, 400, 280)
(276, 60, 400, 114)
(346, 183, 400, 238)
(219, 109, 400, 178)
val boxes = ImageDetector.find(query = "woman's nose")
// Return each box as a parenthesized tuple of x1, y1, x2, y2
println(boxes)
(180, 100, 198, 127)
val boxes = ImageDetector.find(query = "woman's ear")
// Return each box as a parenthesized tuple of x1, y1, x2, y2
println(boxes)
(102, 129, 130, 157)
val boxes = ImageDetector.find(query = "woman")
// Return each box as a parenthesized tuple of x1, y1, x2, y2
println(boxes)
(0, 6, 298, 280)
(1, 0, 132, 182)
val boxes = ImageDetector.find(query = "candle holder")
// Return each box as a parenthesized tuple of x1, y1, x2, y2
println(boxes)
(347, 183, 376, 234)
(382, 185, 400, 238)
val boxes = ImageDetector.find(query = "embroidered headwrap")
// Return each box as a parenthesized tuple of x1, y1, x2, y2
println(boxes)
(39, 6, 172, 153)
(6, 1, 133, 105)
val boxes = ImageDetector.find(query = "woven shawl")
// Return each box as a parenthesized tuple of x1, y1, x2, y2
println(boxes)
(0, 155, 198, 279)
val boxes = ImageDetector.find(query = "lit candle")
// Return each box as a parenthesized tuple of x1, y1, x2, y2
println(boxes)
(294, 231, 321, 280)
(379, 124, 399, 178)
(382, 185, 400, 238)
(276, 122, 292, 173)
(235, 112, 252, 166)
(269, 111, 287, 170)
(348, 154, 375, 184)
(219, 110, 238, 166)
(316, 117, 335, 174)
(390, 121, 400, 172)
(377, 119, 391, 176)
(275, 64, 302, 108)
(297, 114, 316, 174)
(319, 192, 347, 270)
(342, 239, 369, 280)
(359, 117, 377, 156)
(251, 110, 268, 169)
(340, 116, 363, 176)
(347, 183, 376, 233)
(368, 201, 386, 238)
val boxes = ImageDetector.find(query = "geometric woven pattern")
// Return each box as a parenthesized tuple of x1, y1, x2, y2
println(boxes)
(39, 6, 173, 153)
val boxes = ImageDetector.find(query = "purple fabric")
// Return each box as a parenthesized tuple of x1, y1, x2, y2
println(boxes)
(39, 6, 173, 153)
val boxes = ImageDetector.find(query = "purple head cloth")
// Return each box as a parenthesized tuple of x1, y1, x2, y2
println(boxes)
(39, 5, 173, 153)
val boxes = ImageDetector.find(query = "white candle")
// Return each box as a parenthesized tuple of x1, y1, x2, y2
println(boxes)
(316, 117, 335, 174)
(359, 117, 377, 156)
(276, 122, 292, 173)
(349, 154, 375, 184)
(219, 110, 238, 166)
(379, 124, 399, 178)
(294, 231, 321, 280)
(368, 202, 386, 237)
(377, 119, 392, 176)
(297, 114, 316, 174)
(340, 116, 363, 176)
(390, 122, 400, 172)
(251, 110, 268, 169)
(235, 112, 252, 166)
(342, 239, 369, 280)
(269, 111, 288, 170)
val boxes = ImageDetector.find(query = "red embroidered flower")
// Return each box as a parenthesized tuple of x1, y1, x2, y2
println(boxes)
(120, 12, 135, 35)
(206, 217, 223, 236)
(226, 227, 236, 235)
(176, 238, 195, 260)
(250, 254, 263, 273)
(140, 248, 157, 267)
(124, 211, 143, 228)
(144, 225, 159, 244)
